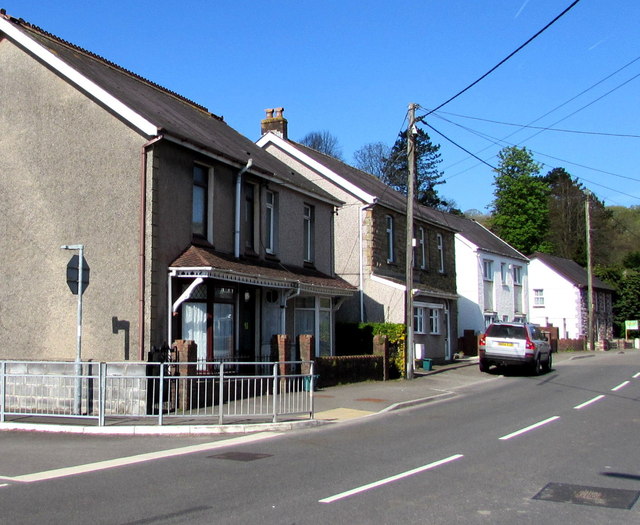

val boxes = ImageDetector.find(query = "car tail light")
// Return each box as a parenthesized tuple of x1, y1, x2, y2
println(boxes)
(526, 337, 536, 352)
(479, 334, 486, 347)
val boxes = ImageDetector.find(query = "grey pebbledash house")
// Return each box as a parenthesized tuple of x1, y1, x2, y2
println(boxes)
(0, 12, 354, 364)
(257, 110, 459, 363)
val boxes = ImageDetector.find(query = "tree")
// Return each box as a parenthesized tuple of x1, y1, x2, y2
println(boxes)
(380, 128, 454, 210)
(607, 206, 640, 266)
(353, 142, 390, 179)
(490, 146, 550, 255)
(544, 167, 614, 266)
(298, 131, 343, 160)
(613, 270, 640, 335)
(545, 168, 587, 263)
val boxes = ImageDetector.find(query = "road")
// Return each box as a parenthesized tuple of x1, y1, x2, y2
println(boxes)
(0, 351, 639, 524)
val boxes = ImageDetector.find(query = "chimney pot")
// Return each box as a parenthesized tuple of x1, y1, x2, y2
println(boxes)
(260, 107, 288, 139)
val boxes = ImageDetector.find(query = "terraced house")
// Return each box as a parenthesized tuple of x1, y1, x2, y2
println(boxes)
(258, 111, 458, 363)
(0, 12, 354, 365)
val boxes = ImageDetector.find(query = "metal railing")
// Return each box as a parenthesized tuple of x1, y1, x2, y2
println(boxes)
(0, 360, 315, 426)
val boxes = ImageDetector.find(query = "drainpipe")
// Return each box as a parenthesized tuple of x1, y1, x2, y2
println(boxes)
(359, 205, 367, 323)
(281, 284, 301, 333)
(234, 158, 253, 258)
(139, 135, 163, 360)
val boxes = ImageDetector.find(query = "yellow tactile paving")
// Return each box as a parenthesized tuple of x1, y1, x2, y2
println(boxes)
(315, 408, 375, 421)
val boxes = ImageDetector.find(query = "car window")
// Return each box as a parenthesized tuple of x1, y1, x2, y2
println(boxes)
(486, 325, 526, 339)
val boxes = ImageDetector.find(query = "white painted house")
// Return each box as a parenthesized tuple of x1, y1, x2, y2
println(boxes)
(441, 214, 529, 338)
(528, 252, 614, 340)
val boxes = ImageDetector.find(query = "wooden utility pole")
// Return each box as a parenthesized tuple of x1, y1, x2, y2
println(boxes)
(405, 104, 417, 379)
(585, 192, 595, 350)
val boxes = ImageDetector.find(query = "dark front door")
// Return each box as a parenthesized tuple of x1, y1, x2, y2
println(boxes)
(238, 286, 256, 360)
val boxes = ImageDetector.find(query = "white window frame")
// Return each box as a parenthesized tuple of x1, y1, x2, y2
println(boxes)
(417, 227, 426, 269)
(414, 307, 425, 334)
(429, 308, 440, 334)
(534, 289, 545, 306)
(386, 215, 395, 263)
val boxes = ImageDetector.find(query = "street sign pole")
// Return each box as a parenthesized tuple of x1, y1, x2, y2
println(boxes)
(62, 244, 84, 415)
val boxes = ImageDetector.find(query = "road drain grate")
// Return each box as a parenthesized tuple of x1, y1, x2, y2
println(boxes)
(533, 482, 640, 509)
(208, 452, 272, 462)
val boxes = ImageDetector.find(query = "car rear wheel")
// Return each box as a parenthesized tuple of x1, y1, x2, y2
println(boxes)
(531, 355, 542, 376)
(543, 352, 553, 373)
(479, 359, 490, 373)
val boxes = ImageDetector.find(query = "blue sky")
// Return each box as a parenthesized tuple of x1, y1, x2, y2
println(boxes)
(4, 1, 639, 213)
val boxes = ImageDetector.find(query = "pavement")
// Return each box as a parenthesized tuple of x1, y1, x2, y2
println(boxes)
(0, 352, 602, 435)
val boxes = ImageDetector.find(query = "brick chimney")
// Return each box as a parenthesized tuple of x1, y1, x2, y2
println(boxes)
(260, 107, 288, 139)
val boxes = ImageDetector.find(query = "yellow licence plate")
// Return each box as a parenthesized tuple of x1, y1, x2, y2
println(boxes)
(498, 342, 513, 347)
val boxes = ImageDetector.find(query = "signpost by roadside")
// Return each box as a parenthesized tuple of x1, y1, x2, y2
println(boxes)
(61, 244, 89, 415)
(625, 320, 639, 348)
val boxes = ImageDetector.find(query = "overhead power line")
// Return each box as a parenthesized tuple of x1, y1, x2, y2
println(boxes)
(432, 111, 640, 139)
(422, 122, 498, 171)
(419, 0, 582, 119)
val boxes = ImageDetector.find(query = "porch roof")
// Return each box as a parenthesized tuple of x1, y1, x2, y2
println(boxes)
(170, 245, 356, 297)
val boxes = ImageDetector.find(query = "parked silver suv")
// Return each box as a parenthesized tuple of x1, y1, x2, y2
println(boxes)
(478, 322, 552, 375)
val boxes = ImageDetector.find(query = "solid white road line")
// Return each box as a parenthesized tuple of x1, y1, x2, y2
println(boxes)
(611, 381, 630, 392)
(574, 395, 606, 410)
(633, 372, 640, 379)
(319, 454, 464, 503)
(2, 432, 280, 484)
(499, 416, 560, 441)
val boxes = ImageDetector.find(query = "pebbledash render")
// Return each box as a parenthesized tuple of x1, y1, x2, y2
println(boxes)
(0, 13, 354, 364)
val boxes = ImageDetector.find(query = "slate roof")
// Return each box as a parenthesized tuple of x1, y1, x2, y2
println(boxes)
(1, 13, 338, 204)
(530, 252, 615, 291)
(290, 141, 457, 232)
(438, 213, 528, 261)
(171, 245, 355, 295)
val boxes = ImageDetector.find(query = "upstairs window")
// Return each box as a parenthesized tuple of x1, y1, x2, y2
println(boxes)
(501, 263, 508, 285)
(386, 215, 395, 263)
(416, 226, 426, 269)
(244, 182, 258, 253)
(192, 164, 211, 240)
(534, 289, 545, 306)
(513, 265, 522, 285)
(483, 259, 494, 281)
(436, 233, 444, 273)
(303, 204, 315, 263)
(265, 190, 279, 255)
